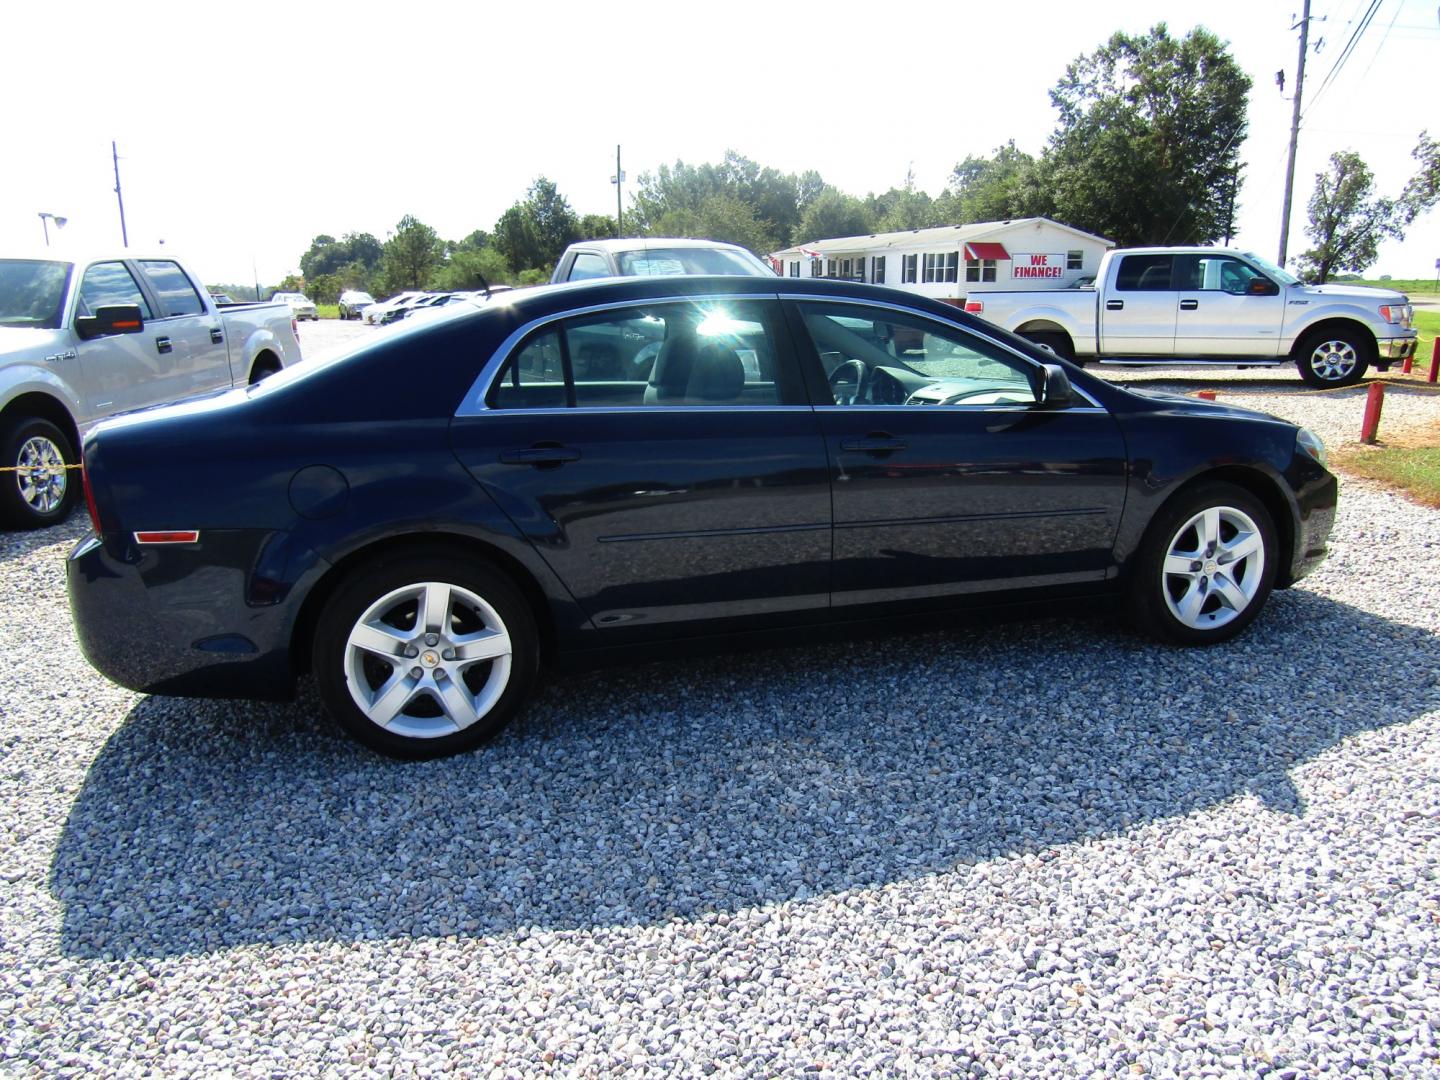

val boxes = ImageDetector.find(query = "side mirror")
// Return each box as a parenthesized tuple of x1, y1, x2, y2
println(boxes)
(1038, 362, 1072, 408)
(75, 304, 144, 340)
(1247, 278, 1279, 297)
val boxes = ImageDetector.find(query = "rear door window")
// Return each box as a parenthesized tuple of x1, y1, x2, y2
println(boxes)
(136, 260, 205, 317)
(567, 253, 610, 281)
(1114, 255, 1175, 291)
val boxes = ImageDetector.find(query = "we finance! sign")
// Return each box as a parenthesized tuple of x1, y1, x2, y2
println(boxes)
(1012, 253, 1066, 280)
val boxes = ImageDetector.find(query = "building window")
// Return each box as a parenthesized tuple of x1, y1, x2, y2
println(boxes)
(810, 258, 822, 277)
(789, 261, 800, 277)
(965, 259, 997, 283)
(871, 256, 886, 284)
(901, 254, 918, 283)
(1067, 250, 1083, 271)
(922, 252, 959, 284)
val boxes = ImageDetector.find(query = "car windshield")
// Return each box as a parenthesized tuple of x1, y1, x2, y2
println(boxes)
(616, 247, 775, 277)
(0, 259, 72, 329)
(1241, 252, 1300, 287)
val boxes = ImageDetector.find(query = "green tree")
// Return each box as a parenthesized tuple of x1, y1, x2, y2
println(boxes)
(578, 213, 619, 240)
(795, 188, 875, 244)
(492, 177, 582, 274)
(630, 152, 813, 252)
(942, 142, 1044, 223)
(1399, 130, 1440, 226)
(299, 232, 384, 280)
(869, 168, 945, 232)
(648, 194, 775, 254)
(1041, 24, 1250, 245)
(382, 214, 443, 291)
(1294, 151, 1399, 283)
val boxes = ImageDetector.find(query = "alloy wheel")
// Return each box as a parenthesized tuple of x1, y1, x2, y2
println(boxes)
(343, 581, 513, 739)
(1161, 505, 1266, 631)
(1308, 339, 1358, 383)
(15, 435, 67, 515)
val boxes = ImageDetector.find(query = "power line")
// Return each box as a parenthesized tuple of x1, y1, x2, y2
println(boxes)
(1304, 0, 1383, 118)
(1357, 1, 1404, 82)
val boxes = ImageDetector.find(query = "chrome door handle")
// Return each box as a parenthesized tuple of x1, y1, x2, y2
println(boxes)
(840, 435, 908, 454)
(155, 337, 172, 354)
(1180, 299, 1199, 310)
(499, 445, 581, 467)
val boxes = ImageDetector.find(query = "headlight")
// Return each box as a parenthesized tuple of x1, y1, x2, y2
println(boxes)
(1297, 427, 1327, 467)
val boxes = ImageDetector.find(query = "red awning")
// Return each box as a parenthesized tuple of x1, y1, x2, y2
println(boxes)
(964, 242, 1010, 261)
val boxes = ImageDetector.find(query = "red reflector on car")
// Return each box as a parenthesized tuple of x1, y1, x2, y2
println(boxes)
(83, 465, 101, 534)
(963, 301, 984, 313)
(133, 531, 200, 545)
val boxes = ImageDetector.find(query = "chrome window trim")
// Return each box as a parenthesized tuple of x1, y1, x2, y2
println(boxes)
(455, 290, 1107, 416)
(456, 293, 782, 416)
(780, 292, 1106, 410)
(458, 405, 818, 418)
(814, 404, 1110, 416)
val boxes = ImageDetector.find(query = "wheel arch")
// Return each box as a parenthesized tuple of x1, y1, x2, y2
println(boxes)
(0, 391, 81, 458)
(1132, 465, 1299, 589)
(289, 530, 558, 679)
(1289, 317, 1378, 364)
(248, 349, 282, 383)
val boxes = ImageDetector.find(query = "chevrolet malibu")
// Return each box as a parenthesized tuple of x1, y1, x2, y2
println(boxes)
(68, 276, 1337, 758)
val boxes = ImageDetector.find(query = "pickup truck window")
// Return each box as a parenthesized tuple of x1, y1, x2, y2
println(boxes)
(78, 262, 153, 320)
(0, 259, 71, 329)
(567, 253, 610, 281)
(1175, 255, 1267, 295)
(137, 260, 205, 317)
(1115, 254, 1175, 291)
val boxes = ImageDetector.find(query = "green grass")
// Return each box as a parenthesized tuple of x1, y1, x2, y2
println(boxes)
(1352, 277, 1440, 297)
(316, 303, 340, 320)
(1338, 445, 1440, 508)
(1414, 309, 1438, 365)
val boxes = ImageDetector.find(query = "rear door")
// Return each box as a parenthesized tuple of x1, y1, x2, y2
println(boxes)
(450, 295, 832, 637)
(1100, 253, 1178, 356)
(133, 259, 233, 399)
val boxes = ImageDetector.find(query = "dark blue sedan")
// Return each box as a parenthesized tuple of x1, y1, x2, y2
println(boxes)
(68, 276, 1337, 758)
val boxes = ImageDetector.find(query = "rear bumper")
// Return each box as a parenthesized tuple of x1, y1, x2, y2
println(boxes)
(67, 531, 309, 701)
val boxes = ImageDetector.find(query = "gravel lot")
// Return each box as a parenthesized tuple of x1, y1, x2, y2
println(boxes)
(2, 337, 1439, 1076)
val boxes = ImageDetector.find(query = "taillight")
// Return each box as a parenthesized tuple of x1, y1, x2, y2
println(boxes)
(292, 316, 299, 338)
(82, 464, 101, 535)
(964, 300, 984, 313)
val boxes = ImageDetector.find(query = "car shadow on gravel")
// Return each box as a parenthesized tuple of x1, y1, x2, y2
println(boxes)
(50, 588, 1440, 959)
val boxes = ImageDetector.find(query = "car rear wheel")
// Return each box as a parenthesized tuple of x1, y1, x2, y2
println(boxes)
(1127, 483, 1277, 645)
(312, 553, 539, 758)
(0, 416, 78, 530)
(1295, 328, 1370, 388)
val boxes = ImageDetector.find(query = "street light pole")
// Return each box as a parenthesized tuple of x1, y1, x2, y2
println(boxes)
(37, 212, 67, 247)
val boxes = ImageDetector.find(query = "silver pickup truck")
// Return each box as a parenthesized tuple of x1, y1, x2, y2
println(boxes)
(0, 253, 302, 528)
(963, 246, 1417, 388)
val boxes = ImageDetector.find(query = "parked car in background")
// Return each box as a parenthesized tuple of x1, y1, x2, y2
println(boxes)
(551, 237, 777, 283)
(363, 291, 428, 326)
(338, 290, 375, 320)
(0, 253, 301, 528)
(68, 276, 1335, 759)
(272, 291, 318, 321)
(963, 247, 1418, 387)
(209, 292, 236, 306)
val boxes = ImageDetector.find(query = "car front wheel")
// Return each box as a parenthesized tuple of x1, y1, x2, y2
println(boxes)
(1295, 328, 1370, 388)
(0, 416, 78, 530)
(312, 552, 539, 758)
(1127, 483, 1277, 645)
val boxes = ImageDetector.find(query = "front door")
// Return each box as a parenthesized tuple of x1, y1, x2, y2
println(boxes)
(451, 296, 832, 636)
(1172, 253, 1286, 359)
(72, 260, 168, 419)
(789, 299, 1129, 607)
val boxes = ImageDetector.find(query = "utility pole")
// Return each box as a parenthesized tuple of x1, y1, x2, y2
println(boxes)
(112, 140, 129, 248)
(610, 145, 625, 234)
(1277, 0, 1311, 267)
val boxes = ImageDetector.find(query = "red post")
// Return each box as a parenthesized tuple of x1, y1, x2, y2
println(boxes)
(1403, 352, 1413, 374)
(1429, 340, 1440, 384)
(1197, 390, 1217, 400)
(1360, 382, 1385, 444)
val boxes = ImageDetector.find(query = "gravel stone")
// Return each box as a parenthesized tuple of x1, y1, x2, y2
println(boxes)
(1, 359, 1438, 1076)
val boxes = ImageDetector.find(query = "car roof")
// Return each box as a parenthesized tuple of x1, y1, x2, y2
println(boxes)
(564, 237, 753, 255)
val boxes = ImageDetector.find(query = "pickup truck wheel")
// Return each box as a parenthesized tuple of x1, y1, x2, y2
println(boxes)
(1022, 330, 1076, 363)
(1295, 329, 1370, 388)
(0, 417, 78, 530)
(249, 358, 281, 384)
(1127, 483, 1276, 646)
(312, 553, 539, 759)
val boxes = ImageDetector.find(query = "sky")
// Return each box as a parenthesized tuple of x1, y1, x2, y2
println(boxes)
(1, 0, 1436, 287)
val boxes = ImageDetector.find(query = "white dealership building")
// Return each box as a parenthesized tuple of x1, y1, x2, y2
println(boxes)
(769, 217, 1113, 305)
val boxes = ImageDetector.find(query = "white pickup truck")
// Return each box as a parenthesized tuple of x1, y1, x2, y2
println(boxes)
(963, 246, 1418, 388)
(0, 253, 302, 528)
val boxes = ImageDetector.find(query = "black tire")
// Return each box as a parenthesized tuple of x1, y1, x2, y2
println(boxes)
(248, 358, 281, 385)
(1294, 327, 1371, 388)
(1126, 482, 1277, 646)
(312, 551, 539, 759)
(0, 416, 78, 530)
(1021, 330, 1075, 363)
